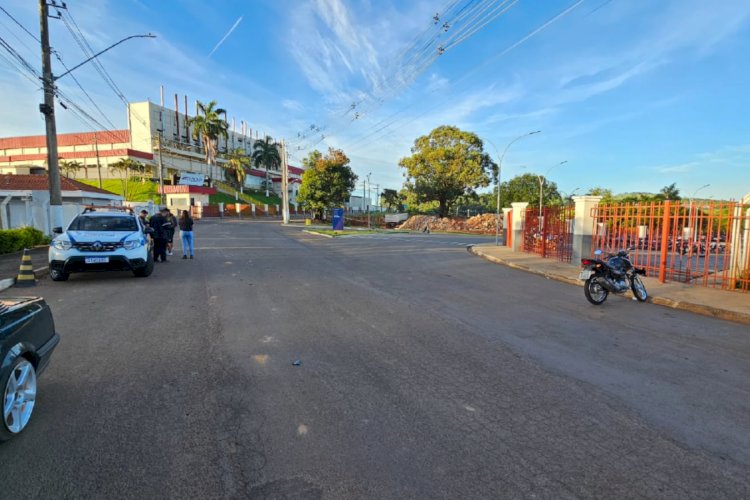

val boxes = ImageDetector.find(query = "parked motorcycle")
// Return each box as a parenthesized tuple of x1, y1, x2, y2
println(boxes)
(579, 249, 648, 305)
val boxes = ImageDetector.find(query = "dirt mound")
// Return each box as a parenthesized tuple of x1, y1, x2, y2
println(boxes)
(397, 213, 501, 234)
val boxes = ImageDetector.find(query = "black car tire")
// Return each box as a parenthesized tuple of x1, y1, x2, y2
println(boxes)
(0, 356, 37, 442)
(133, 254, 154, 278)
(49, 268, 69, 282)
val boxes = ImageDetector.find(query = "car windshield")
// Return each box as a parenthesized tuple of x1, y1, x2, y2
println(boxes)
(68, 215, 138, 232)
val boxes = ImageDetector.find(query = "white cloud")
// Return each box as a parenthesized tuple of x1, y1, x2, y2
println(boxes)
(282, 99, 304, 112)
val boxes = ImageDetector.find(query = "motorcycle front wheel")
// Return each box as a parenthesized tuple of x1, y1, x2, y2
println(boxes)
(584, 277, 609, 305)
(631, 275, 648, 302)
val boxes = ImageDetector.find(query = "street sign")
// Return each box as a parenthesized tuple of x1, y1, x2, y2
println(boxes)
(332, 208, 344, 230)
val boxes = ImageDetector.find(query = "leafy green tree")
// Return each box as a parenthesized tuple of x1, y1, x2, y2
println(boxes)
(399, 125, 496, 217)
(586, 186, 615, 204)
(252, 136, 281, 197)
(380, 188, 404, 212)
(189, 100, 228, 184)
(59, 159, 83, 179)
(297, 148, 358, 219)
(493, 173, 562, 209)
(658, 183, 681, 201)
(225, 148, 250, 190)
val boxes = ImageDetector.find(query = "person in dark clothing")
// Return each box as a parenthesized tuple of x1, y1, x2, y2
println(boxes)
(149, 208, 169, 262)
(179, 210, 195, 259)
(165, 208, 178, 256)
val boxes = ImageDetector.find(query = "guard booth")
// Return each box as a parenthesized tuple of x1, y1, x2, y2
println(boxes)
(158, 185, 216, 212)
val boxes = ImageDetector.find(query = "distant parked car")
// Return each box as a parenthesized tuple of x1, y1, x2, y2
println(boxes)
(1, 297, 59, 442)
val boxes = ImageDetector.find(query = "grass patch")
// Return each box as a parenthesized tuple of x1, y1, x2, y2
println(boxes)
(214, 181, 282, 206)
(210, 192, 241, 205)
(79, 179, 160, 203)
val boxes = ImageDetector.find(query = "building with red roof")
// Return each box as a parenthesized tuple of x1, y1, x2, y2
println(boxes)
(0, 174, 123, 232)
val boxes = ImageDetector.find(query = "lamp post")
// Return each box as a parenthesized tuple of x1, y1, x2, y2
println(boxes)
(489, 131, 541, 245)
(688, 183, 710, 242)
(538, 160, 568, 218)
(38, 0, 155, 230)
(560, 187, 580, 205)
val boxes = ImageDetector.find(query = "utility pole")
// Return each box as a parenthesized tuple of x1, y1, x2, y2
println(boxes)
(94, 132, 102, 189)
(366, 172, 372, 229)
(157, 134, 165, 205)
(39, 0, 63, 230)
(281, 140, 290, 224)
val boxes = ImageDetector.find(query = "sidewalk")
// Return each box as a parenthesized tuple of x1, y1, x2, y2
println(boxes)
(0, 247, 49, 291)
(469, 243, 750, 326)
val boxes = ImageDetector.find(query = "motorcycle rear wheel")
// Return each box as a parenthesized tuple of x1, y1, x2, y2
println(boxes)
(631, 275, 648, 302)
(584, 277, 608, 305)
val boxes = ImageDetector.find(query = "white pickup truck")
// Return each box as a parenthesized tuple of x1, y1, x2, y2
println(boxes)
(384, 213, 409, 228)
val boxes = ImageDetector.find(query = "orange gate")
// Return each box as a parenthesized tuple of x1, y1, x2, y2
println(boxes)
(523, 205, 574, 262)
(592, 200, 750, 292)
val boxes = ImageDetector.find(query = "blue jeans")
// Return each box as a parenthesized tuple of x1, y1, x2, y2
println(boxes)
(181, 230, 194, 256)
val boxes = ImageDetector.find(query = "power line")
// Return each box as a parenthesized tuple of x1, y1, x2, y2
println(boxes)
(292, 0, 521, 156)
(53, 50, 119, 130)
(0, 6, 40, 43)
(341, 0, 586, 152)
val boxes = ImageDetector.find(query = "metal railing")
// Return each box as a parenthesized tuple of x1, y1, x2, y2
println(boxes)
(592, 200, 750, 292)
(523, 206, 574, 262)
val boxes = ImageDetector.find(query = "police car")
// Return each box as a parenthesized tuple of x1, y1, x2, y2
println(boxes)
(48, 206, 154, 281)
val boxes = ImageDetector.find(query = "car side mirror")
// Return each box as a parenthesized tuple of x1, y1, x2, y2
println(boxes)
(52, 227, 63, 234)
(144, 227, 155, 235)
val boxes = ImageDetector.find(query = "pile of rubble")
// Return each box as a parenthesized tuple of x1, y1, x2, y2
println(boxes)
(397, 213, 501, 234)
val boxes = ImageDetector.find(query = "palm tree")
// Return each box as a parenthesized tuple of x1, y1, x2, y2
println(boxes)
(188, 100, 228, 184)
(252, 136, 281, 197)
(59, 159, 83, 179)
(226, 148, 250, 190)
(109, 158, 144, 200)
(659, 183, 681, 201)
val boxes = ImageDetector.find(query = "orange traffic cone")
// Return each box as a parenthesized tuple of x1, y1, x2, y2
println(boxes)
(14, 248, 36, 287)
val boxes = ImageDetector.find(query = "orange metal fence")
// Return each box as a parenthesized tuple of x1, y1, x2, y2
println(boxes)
(523, 206, 574, 262)
(592, 201, 750, 292)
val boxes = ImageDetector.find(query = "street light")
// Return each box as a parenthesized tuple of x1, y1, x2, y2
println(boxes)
(688, 183, 710, 242)
(538, 160, 568, 217)
(54, 34, 157, 81)
(489, 131, 541, 246)
(560, 187, 580, 205)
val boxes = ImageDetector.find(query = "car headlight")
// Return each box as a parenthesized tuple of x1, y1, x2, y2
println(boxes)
(52, 239, 72, 250)
(123, 238, 143, 250)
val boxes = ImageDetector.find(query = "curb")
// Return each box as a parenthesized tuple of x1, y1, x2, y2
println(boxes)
(0, 266, 49, 293)
(467, 245, 750, 326)
(302, 230, 334, 238)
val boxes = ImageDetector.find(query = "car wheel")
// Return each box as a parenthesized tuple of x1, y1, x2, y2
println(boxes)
(49, 268, 69, 282)
(1, 357, 37, 442)
(133, 254, 154, 278)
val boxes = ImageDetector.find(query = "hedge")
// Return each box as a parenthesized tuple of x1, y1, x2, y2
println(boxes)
(0, 227, 51, 255)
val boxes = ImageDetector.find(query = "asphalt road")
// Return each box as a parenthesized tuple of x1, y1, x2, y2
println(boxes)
(1, 220, 749, 499)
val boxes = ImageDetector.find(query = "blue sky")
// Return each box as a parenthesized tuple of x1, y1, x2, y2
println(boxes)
(1, 0, 749, 200)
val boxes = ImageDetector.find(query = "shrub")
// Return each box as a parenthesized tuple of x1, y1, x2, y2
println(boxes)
(0, 227, 51, 254)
